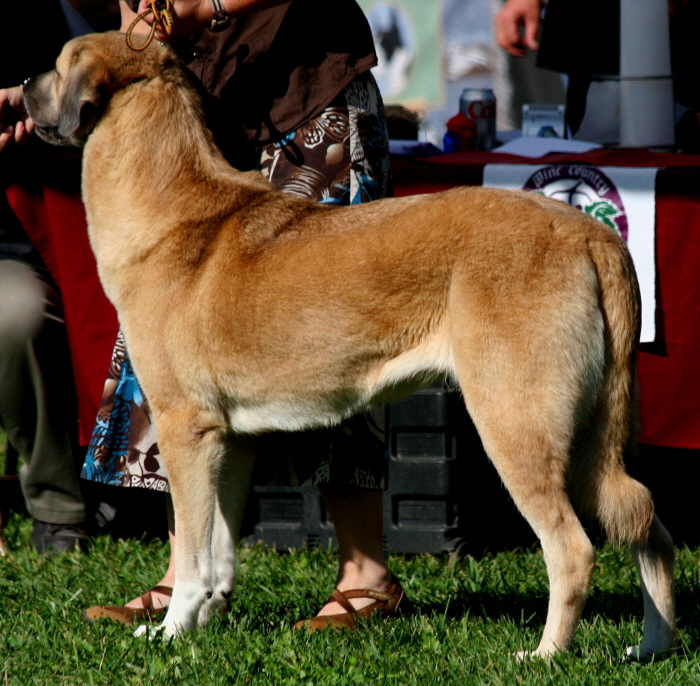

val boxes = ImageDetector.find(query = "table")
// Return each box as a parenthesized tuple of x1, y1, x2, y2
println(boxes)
(392, 148, 700, 450)
(7, 147, 700, 450)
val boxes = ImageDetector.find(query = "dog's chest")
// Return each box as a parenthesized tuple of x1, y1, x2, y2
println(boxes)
(215, 331, 455, 435)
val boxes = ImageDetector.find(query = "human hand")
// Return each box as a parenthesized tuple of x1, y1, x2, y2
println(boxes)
(0, 86, 35, 152)
(131, 0, 214, 40)
(495, 0, 541, 57)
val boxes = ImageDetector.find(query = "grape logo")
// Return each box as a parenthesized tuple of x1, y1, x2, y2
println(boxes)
(523, 165, 627, 241)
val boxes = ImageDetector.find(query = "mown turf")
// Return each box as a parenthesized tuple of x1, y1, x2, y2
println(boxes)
(2, 511, 700, 685)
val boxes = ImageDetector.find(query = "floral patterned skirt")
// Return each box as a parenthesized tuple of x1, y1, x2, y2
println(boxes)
(81, 71, 391, 492)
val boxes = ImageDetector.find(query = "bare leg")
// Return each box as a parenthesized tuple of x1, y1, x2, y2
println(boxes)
(125, 494, 176, 612)
(316, 485, 391, 615)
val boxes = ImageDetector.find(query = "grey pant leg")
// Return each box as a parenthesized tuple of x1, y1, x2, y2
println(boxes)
(0, 259, 85, 524)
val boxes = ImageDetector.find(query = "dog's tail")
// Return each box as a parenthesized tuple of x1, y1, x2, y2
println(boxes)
(570, 234, 654, 545)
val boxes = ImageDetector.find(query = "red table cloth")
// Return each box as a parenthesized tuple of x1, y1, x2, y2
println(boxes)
(6, 147, 700, 448)
(392, 148, 700, 449)
(6, 150, 118, 445)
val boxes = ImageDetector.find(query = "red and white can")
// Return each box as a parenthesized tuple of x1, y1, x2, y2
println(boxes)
(459, 88, 496, 151)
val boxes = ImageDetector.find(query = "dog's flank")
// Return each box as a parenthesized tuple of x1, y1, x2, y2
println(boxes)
(24, 31, 675, 659)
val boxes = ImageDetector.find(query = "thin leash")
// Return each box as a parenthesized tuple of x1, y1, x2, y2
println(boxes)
(126, 0, 173, 51)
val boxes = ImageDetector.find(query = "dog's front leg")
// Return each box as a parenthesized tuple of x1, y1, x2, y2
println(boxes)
(206, 435, 256, 621)
(135, 407, 229, 638)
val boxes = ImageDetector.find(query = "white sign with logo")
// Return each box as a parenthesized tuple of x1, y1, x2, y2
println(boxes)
(483, 164, 659, 343)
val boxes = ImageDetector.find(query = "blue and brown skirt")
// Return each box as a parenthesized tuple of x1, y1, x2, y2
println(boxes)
(81, 72, 391, 493)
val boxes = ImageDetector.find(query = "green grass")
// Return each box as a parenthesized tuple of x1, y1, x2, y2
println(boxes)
(3, 429, 700, 684)
(2, 513, 700, 685)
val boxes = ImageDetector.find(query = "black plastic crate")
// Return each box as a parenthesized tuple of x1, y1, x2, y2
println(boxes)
(243, 484, 337, 550)
(383, 381, 464, 554)
(242, 381, 470, 554)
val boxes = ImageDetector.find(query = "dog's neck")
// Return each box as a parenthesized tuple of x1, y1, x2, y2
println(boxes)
(80, 70, 270, 304)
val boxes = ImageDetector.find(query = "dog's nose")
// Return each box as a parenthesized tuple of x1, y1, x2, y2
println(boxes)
(22, 76, 36, 102)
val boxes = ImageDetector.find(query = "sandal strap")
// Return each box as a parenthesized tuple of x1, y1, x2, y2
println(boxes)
(340, 588, 394, 602)
(141, 585, 173, 610)
(329, 588, 357, 615)
(150, 585, 173, 597)
(324, 583, 398, 614)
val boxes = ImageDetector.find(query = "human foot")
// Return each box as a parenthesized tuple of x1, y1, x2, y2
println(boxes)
(293, 574, 407, 632)
(83, 585, 173, 624)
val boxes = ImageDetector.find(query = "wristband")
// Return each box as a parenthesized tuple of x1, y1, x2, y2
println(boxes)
(209, 0, 230, 32)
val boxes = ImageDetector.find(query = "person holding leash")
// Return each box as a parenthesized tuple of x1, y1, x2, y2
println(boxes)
(81, 0, 406, 630)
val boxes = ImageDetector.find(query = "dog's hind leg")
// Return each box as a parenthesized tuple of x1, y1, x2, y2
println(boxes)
(206, 435, 256, 622)
(451, 313, 599, 656)
(569, 434, 676, 661)
(489, 443, 594, 657)
(135, 407, 233, 638)
(458, 382, 595, 656)
(564, 350, 676, 656)
(625, 516, 676, 661)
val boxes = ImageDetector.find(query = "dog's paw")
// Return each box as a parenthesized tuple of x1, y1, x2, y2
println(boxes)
(626, 645, 653, 662)
(204, 594, 231, 619)
(134, 623, 151, 638)
(516, 648, 555, 661)
(133, 623, 168, 639)
(625, 644, 675, 663)
(516, 651, 540, 661)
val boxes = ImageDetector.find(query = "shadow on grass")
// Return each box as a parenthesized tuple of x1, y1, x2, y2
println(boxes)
(217, 580, 700, 650)
(220, 563, 700, 662)
(410, 584, 699, 622)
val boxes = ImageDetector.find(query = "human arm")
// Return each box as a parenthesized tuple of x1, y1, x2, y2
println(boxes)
(0, 86, 34, 152)
(495, 0, 542, 57)
(121, 0, 290, 41)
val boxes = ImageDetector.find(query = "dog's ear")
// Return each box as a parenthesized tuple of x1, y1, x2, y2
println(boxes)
(57, 63, 108, 143)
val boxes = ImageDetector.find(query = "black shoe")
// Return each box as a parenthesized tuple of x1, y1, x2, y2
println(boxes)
(30, 520, 89, 554)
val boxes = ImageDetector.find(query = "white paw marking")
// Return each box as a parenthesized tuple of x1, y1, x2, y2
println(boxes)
(625, 644, 667, 663)
(133, 623, 166, 639)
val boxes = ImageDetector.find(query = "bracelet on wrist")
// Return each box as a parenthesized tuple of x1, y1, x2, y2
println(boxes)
(208, 0, 230, 32)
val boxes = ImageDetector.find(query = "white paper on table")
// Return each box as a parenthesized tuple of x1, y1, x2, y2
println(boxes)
(483, 164, 659, 343)
(494, 137, 601, 158)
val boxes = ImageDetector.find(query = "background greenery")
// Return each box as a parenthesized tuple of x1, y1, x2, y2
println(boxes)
(3, 432, 700, 685)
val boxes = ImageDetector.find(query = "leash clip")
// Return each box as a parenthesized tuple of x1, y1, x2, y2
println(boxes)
(126, 0, 174, 52)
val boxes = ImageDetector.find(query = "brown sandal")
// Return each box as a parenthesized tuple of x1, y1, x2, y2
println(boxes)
(293, 575, 407, 633)
(83, 585, 173, 624)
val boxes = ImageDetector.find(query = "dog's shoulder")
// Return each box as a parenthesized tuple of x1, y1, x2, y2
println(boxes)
(229, 188, 332, 253)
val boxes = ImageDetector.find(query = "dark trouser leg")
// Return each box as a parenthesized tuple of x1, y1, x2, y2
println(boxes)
(0, 259, 85, 525)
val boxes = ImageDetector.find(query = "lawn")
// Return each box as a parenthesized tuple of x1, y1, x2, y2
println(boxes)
(1, 512, 700, 686)
(3, 432, 700, 685)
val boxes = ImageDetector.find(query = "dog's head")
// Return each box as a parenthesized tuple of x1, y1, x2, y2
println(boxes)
(23, 31, 176, 147)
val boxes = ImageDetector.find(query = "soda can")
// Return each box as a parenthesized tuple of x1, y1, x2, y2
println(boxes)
(459, 88, 496, 151)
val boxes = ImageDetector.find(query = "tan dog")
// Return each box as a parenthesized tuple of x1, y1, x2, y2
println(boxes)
(24, 32, 675, 659)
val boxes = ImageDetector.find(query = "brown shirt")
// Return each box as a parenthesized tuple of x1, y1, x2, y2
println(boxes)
(127, 1, 377, 164)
